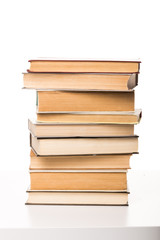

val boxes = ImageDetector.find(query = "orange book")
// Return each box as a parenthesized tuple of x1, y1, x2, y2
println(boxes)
(28, 59, 140, 73)
(30, 170, 127, 191)
(23, 72, 138, 91)
(30, 150, 131, 170)
(37, 91, 134, 112)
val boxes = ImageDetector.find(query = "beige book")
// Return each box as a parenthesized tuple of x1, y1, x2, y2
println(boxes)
(30, 150, 131, 170)
(30, 134, 138, 156)
(23, 72, 138, 91)
(37, 91, 134, 112)
(26, 190, 129, 205)
(29, 170, 127, 190)
(28, 59, 140, 73)
(28, 119, 134, 137)
(37, 109, 142, 124)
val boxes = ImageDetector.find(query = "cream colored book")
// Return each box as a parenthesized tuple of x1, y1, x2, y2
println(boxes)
(30, 134, 138, 156)
(28, 119, 134, 137)
(26, 190, 129, 205)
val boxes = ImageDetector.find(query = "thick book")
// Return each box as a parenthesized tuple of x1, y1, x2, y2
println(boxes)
(30, 134, 138, 156)
(30, 150, 131, 170)
(37, 91, 134, 112)
(29, 170, 127, 191)
(28, 119, 134, 137)
(23, 72, 138, 91)
(28, 58, 140, 73)
(26, 190, 129, 205)
(37, 109, 142, 124)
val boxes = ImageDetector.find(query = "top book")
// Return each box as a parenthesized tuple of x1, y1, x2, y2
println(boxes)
(28, 58, 141, 73)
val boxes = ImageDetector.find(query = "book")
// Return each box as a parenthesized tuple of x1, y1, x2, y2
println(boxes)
(28, 59, 140, 73)
(26, 190, 129, 205)
(23, 72, 138, 91)
(37, 91, 134, 112)
(37, 109, 142, 124)
(29, 170, 127, 190)
(30, 150, 131, 170)
(28, 119, 134, 137)
(30, 134, 138, 156)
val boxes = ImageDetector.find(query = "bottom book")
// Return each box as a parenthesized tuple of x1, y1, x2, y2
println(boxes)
(26, 190, 129, 206)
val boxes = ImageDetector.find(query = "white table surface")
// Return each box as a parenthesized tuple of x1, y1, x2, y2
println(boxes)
(0, 170, 160, 240)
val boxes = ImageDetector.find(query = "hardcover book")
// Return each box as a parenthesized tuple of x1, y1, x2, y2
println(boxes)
(23, 72, 138, 91)
(30, 134, 138, 156)
(26, 190, 129, 206)
(28, 58, 140, 73)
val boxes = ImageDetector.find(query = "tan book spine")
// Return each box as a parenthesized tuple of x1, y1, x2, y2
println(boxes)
(36, 110, 141, 124)
(30, 172, 127, 190)
(23, 73, 138, 91)
(37, 91, 134, 112)
(29, 60, 140, 73)
(30, 150, 131, 170)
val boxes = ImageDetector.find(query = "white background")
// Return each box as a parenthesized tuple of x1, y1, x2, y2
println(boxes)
(0, 0, 159, 171)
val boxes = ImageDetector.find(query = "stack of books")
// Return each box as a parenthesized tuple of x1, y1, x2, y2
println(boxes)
(24, 59, 141, 206)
